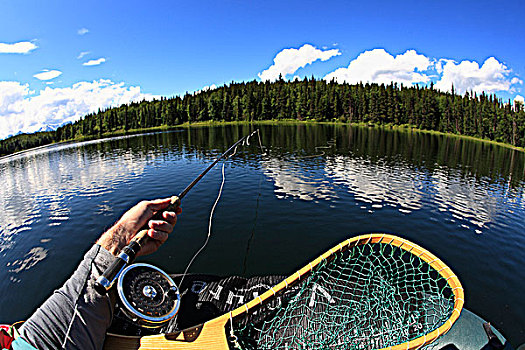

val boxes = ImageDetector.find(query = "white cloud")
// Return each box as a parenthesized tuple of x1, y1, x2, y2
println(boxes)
(196, 84, 217, 94)
(77, 51, 90, 59)
(83, 58, 106, 66)
(77, 28, 89, 35)
(324, 49, 431, 85)
(515, 95, 524, 104)
(0, 41, 38, 54)
(322, 48, 522, 96)
(33, 70, 62, 81)
(0, 82, 32, 115)
(434, 57, 521, 94)
(0, 79, 156, 139)
(435, 58, 455, 75)
(259, 44, 341, 82)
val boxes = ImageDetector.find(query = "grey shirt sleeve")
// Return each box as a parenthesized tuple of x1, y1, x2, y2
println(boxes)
(19, 244, 117, 350)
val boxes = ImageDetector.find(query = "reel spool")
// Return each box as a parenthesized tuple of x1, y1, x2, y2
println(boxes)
(117, 263, 180, 328)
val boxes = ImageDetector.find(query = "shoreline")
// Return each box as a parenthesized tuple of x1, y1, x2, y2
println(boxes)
(178, 120, 525, 153)
(2, 120, 524, 159)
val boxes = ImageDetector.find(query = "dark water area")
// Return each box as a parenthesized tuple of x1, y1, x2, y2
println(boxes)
(0, 124, 524, 346)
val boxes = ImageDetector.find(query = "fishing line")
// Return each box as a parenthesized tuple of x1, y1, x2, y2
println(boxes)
(61, 248, 99, 348)
(61, 306, 78, 348)
(296, 137, 336, 159)
(178, 161, 226, 290)
(241, 171, 263, 275)
(242, 130, 266, 274)
(256, 130, 266, 155)
(178, 130, 261, 289)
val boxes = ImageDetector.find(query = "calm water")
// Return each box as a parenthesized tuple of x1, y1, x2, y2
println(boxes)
(1, 125, 524, 345)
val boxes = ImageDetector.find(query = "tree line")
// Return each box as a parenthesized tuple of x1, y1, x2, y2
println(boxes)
(1, 77, 524, 156)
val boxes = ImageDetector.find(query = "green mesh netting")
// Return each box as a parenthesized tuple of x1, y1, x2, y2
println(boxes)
(233, 241, 455, 350)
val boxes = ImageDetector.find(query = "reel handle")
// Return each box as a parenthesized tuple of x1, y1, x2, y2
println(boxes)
(94, 196, 181, 294)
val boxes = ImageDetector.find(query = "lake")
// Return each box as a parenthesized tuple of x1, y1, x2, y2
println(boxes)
(0, 124, 524, 346)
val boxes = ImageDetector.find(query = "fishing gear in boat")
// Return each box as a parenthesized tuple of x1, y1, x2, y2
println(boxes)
(104, 234, 465, 349)
(94, 131, 259, 315)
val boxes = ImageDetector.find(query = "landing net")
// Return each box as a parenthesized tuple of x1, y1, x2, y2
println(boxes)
(233, 235, 463, 350)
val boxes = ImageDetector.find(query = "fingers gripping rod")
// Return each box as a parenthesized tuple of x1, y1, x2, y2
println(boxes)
(94, 132, 254, 294)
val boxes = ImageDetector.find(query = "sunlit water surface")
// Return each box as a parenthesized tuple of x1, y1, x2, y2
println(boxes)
(0, 125, 524, 345)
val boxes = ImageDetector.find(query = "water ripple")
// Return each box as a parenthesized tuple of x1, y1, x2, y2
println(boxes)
(325, 155, 425, 213)
(431, 168, 499, 233)
(262, 158, 336, 201)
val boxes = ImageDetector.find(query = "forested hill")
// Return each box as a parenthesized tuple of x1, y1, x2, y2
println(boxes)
(1, 78, 524, 156)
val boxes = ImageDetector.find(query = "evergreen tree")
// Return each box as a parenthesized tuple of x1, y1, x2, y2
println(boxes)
(2, 78, 524, 156)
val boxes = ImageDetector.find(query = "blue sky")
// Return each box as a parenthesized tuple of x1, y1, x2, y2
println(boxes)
(1, 0, 524, 139)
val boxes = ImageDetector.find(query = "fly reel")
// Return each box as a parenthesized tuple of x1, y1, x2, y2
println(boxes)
(117, 263, 180, 328)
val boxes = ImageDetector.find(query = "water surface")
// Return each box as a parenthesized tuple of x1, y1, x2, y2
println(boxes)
(0, 125, 524, 345)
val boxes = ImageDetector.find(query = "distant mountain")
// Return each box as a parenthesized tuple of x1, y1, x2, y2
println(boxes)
(35, 124, 59, 133)
(3, 124, 59, 140)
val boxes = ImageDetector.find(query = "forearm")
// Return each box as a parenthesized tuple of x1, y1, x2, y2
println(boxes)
(96, 223, 129, 256)
(19, 244, 117, 350)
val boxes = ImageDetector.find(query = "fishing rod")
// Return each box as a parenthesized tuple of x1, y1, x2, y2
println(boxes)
(94, 132, 254, 294)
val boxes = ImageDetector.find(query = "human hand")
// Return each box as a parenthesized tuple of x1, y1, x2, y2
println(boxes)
(97, 197, 182, 257)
